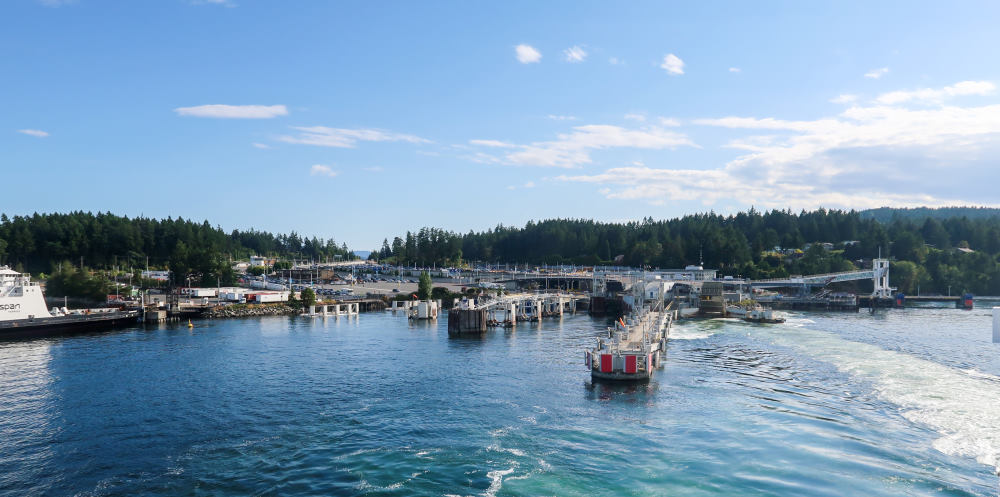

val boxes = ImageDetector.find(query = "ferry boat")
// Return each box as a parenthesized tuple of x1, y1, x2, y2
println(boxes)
(0, 266, 139, 338)
(585, 302, 675, 381)
(742, 305, 786, 324)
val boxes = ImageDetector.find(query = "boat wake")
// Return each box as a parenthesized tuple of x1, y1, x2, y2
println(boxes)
(669, 325, 715, 340)
(765, 324, 1000, 473)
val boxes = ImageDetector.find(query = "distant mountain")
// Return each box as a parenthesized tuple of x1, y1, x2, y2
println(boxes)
(353, 250, 371, 259)
(860, 207, 1000, 223)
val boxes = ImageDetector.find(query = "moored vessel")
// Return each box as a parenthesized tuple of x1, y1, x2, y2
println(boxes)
(742, 305, 786, 324)
(0, 266, 139, 338)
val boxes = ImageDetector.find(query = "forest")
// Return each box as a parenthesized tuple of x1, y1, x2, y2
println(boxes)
(372, 208, 1000, 296)
(0, 212, 355, 292)
(4, 208, 1000, 298)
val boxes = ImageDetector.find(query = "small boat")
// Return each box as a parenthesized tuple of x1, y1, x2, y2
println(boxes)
(742, 305, 785, 324)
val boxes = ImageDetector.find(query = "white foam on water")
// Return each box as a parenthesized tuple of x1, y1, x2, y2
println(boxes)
(766, 325, 1000, 472)
(518, 415, 537, 424)
(484, 467, 515, 497)
(669, 327, 715, 340)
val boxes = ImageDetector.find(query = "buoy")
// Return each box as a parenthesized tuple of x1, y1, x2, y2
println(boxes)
(188, 319, 194, 328)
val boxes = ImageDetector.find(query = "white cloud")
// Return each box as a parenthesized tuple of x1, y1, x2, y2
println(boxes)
(657, 117, 681, 127)
(252, 142, 271, 149)
(310, 165, 338, 177)
(624, 113, 646, 122)
(559, 80, 1000, 210)
(17, 129, 49, 138)
(174, 104, 287, 119)
(609, 57, 623, 65)
(547, 114, 577, 121)
(865, 67, 889, 79)
(831, 94, 858, 104)
(469, 123, 695, 168)
(469, 139, 517, 148)
(729, 67, 741, 73)
(660, 54, 684, 75)
(875, 80, 995, 105)
(515, 44, 542, 64)
(564, 45, 587, 63)
(279, 126, 428, 148)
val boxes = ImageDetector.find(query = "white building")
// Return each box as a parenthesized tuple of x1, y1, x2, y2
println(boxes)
(141, 270, 171, 281)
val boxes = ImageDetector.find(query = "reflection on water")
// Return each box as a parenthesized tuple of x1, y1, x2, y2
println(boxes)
(0, 340, 57, 495)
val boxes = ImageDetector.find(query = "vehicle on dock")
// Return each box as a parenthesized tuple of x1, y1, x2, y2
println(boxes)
(0, 266, 140, 339)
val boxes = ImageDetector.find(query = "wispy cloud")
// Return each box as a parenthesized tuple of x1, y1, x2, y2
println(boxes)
(609, 57, 623, 66)
(17, 129, 49, 138)
(469, 139, 517, 148)
(559, 80, 1000, 209)
(660, 54, 684, 75)
(728, 67, 741, 73)
(865, 67, 889, 79)
(174, 104, 287, 119)
(279, 126, 429, 148)
(547, 114, 577, 121)
(310, 165, 338, 177)
(515, 44, 542, 64)
(624, 113, 646, 122)
(468, 123, 695, 168)
(564, 45, 587, 63)
(252, 142, 271, 149)
(875, 80, 995, 105)
(506, 181, 537, 190)
(830, 94, 858, 104)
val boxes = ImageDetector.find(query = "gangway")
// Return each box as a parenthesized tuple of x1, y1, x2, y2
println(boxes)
(750, 259, 893, 297)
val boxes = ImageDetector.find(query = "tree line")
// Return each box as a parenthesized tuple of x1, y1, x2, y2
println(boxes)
(5, 208, 1000, 297)
(373, 208, 1000, 296)
(0, 211, 355, 289)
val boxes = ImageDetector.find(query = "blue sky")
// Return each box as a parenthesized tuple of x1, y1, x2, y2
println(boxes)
(4, 1, 1000, 250)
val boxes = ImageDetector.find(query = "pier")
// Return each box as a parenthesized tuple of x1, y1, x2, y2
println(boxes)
(477, 292, 579, 327)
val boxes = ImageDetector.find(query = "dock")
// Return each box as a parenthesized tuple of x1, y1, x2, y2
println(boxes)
(586, 299, 676, 381)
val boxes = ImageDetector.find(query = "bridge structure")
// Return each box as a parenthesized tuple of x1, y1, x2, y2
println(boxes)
(749, 259, 893, 297)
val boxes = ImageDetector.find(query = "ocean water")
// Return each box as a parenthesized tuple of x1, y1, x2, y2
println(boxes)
(1, 305, 999, 496)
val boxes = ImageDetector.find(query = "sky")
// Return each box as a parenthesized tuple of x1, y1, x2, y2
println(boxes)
(4, 1, 1000, 250)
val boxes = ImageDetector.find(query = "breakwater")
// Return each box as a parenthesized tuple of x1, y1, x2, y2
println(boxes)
(203, 304, 297, 319)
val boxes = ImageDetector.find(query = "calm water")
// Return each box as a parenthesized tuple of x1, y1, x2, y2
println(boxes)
(2, 305, 1000, 496)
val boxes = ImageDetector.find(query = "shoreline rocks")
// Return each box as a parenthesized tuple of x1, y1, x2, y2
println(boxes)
(203, 304, 299, 319)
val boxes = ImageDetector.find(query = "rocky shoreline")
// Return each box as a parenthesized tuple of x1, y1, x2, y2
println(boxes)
(203, 304, 299, 319)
